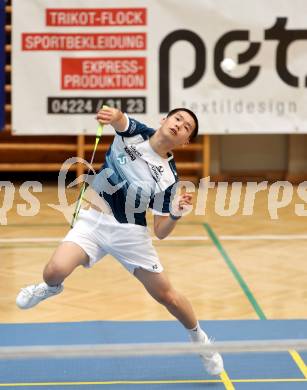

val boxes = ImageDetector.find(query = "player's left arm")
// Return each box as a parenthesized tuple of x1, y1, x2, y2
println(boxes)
(153, 193, 193, 239)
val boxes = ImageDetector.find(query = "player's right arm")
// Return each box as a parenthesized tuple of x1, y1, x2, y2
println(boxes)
(97, 106, 155, 138)
(96, 106, 128, 132)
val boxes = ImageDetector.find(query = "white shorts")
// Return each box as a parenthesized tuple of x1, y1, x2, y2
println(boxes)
(63, 208, 163, 274)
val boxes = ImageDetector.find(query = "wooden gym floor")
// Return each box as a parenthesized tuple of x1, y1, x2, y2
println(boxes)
(1, 183, 306, 324)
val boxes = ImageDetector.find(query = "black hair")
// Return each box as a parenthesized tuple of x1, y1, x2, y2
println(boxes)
(166, 108, 199, 140)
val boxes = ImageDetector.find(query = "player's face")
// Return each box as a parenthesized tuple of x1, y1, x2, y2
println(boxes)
(160, 111, 195, 146)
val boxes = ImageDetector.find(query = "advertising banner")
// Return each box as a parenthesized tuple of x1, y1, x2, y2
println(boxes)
(0, 0, 5, 131)
(12, 0, 307, 134)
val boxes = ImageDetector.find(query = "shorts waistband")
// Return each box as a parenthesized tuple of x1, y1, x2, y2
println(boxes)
(83, 199, 113, 215)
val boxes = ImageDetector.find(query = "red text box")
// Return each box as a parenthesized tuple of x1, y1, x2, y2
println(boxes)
(62, 57, 146, 90)
(22, 33, 146, 51)
(46, 8, 146, 26)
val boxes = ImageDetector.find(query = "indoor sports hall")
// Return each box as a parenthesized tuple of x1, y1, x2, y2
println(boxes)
(1, 1, 307, 389)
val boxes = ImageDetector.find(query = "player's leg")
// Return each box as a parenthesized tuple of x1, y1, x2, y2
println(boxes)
(134, 268, 224, 375)
(16, 242, 89, 309)
(16, 208, 108, 309)
(108, 222, 223, 374)
(134, 268, 197, 328)
(43, 241, 89, 286)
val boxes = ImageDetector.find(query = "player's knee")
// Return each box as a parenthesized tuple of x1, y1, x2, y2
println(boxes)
(43, 261, 65, 283)
(156, 289, 179, 308)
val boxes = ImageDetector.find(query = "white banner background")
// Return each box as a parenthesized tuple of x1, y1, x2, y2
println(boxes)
(12, 0, 307, 134)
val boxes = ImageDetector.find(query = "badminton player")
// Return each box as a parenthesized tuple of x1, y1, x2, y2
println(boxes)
(16, 107, 224, 375)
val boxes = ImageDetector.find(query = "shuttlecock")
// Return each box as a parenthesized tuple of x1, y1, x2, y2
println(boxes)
(220, 58, 236, 73)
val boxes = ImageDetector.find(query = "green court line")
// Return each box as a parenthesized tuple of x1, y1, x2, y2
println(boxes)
(0, 378, 306, 387)
(203, 223, 307, 380)
(203, 223, 266, 320)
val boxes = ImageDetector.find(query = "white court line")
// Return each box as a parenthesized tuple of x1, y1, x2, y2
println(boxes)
(2, 339, 307, 359)
(220, 234, 307, 241)
(1, 234, 307, 244)
(0, 238, 61, 243)
(161, 235, 307, 241)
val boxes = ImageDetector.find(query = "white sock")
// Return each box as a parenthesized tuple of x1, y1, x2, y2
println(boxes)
(44, 282, 61, 290)
(187, 321, 208, 343)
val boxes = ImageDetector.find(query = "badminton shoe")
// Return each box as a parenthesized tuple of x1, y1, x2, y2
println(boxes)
(200, 335, 224, 375)
(16, 282, 63, 309)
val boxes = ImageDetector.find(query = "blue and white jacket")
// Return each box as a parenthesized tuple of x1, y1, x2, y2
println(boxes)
(92, 115, 178, 226)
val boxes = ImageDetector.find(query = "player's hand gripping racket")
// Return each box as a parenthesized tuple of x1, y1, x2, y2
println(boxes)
(70, 106, 107, 228)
